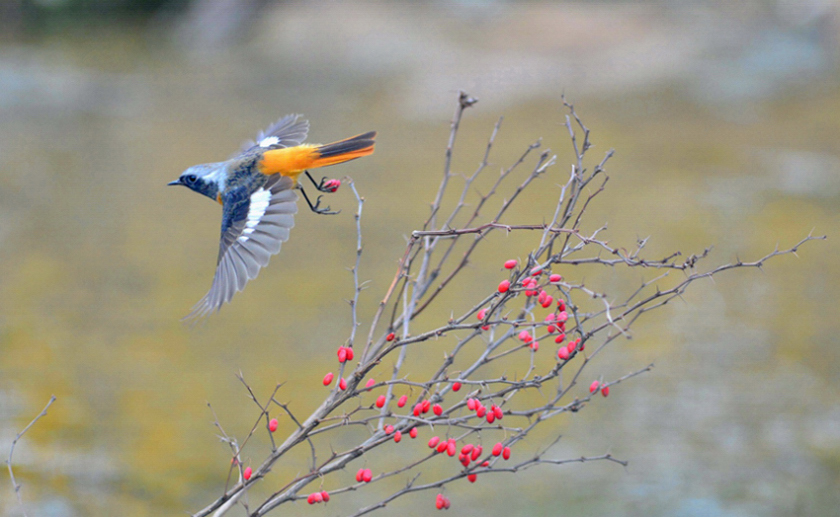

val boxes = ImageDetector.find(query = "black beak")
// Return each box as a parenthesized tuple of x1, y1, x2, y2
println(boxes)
(168, 179, 182, 186)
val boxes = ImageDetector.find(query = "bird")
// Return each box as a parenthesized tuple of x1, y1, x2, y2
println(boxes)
(168, 115, 376, 320)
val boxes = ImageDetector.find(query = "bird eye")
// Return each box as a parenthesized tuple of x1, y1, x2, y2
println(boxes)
(185, 174, 197, 184)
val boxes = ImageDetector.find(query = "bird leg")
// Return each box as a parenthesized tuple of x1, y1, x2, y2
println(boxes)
(298, 185, 340, 215)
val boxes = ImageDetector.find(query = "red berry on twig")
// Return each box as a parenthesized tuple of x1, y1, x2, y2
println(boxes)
(397, 394, 408, 407)
(557, 347, 570, 360)
(365, 378, 376, 390)
(243, 467, 252, 480)
(362, 468, 372, 483)
(602, 385, 610, 397)
(376, 395, 386, 408)
(428, 436, 440, 448)
(394, 430, 402, 442)
(433, 404, 443, 416)
(549, 273, 562, 282)
(339, 378, 347, 390)
(385, 425, 394, 434)
(321, 491, 330, 502)
(492, 443, 503, 456)
(323, 372, 334, 385)
(502, 447, 511, 460)
(452, 382, 461, 392)
(589, 380, 599, 394)
(468, 473, 477, 483)
(421, 400, 431, 413)
(269, 418, 278, 432)
(386, 332, 395, 342)
(356, 468, 364, 482)
(409, 427, 418, 439)
(498, 280, 510, 293)
(504, 259, 518, 269)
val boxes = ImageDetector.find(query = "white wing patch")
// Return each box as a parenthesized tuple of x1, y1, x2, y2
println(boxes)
(259, 136, 280, 148)
(238, 188, 271, 243)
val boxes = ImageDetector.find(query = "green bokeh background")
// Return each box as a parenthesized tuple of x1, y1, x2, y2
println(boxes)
(1, 1, 838, 516)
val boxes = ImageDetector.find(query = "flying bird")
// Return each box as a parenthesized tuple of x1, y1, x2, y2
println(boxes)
(169, 115, 376, 319)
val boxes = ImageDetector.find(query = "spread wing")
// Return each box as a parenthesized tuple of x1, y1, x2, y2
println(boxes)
(237, 114, 310, 156)
(185, 175, 298, 321)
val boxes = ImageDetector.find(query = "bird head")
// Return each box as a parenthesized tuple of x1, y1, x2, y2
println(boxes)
(168, 162, 224, 201)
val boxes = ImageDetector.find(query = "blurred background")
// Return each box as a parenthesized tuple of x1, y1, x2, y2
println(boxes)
(1, 0, 838, 515)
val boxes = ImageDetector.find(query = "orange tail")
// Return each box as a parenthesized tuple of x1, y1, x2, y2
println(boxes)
(258, 131, 376, 178)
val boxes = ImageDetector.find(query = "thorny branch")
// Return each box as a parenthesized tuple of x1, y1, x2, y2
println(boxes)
(6, 395, 56, 517)
(192, 93, 824, 517)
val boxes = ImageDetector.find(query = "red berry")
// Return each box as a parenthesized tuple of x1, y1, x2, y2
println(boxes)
(362, 468, 372, 483)
(492, 443, 503, 456)
(538, 290, 547, 304)
(307, 493, 317, 505)
(481, 325, 490, 331)
(549, 273, 562, 282)
(547, 325, 556, 333)
(356, 468, 364, 482)
(447, 440, 457, 457)
(518, 330, 533, 343)
(421, 400, 431, 413)
(313, 492, 323, 503)
(529, 341, 539, 351)
(436, 494, 445, 510)
(385, 425, 394, 434)
(452, 382, 461, 392)
(443, 497, 451, 509)
(409, 427, 418, 439)
(468, 473, 477, 483)
(321, 491, 330, 502)
(557, 347, 570, 360)
(557, 311, 568, 322)
(397, 394, 408, 407)
(476, 405, 486, 418)
(545, 313, 556, 322)
(386, 332, 395, 342)
(394, 430, 402, 442)
(433, 404, 443, 416)
(493, 405, 503, 419)
(578, 339, 585, 351)
(413, 404, 422, 417)
(504, 259, 518, 269)
(337, 347, 347, 363)
(554, 333, 566, 344)
(471, 445, 482, 461)
(602, 385, 610, 397)
(589, 380, 599, 394)
(428, 436, 440, 448)
(530, 267, 542, 276)
(365, 378, 376, 390)
(323, 372, 334, 386)
(477, 308, 487, 320)
(502, 447, 511, 460)
(557, 299, 566, 310)
(339, 378, 347, 390)
(498, 279, 510, 293)
(541, 295, 554, 308)
(375, 395, 386, 408)
(243, 467, 252, 480)
(486, 411, 495, 423)
(322, 178, 341, 192)
(460, 454, 470, 466)
(345, 347, 354, 361)
(437, 441, 448, 453)
(269, 418, 278, 432)
(461, 444, 474, 455)
(466, 398, 476, 410)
